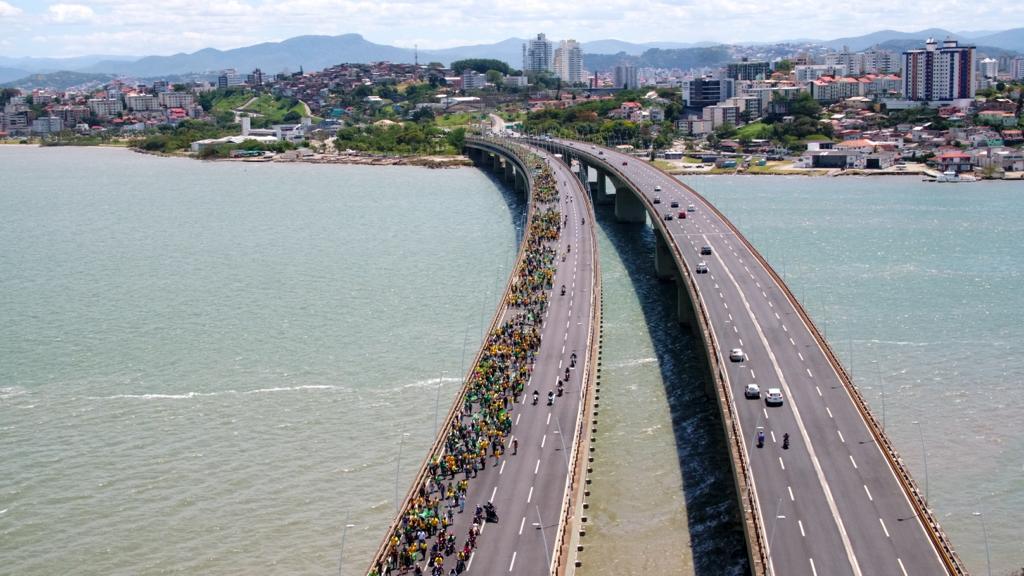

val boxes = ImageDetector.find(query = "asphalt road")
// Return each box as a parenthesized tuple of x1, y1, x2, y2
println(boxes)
(431, 143, 596, 575)
(536, 138, 949, 576)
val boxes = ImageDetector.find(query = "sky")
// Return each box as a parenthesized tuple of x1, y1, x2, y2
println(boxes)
(0, 0, 1021, 59)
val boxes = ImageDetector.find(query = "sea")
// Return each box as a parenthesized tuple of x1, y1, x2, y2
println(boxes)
(0, 146, 1019, 575)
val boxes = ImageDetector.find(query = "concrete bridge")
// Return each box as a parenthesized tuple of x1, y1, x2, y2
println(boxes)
(522, 135, 968, 576)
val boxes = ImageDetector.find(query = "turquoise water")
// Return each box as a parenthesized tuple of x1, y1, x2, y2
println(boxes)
(689, 175, 1024, 574)
(0, 146, 523, 575)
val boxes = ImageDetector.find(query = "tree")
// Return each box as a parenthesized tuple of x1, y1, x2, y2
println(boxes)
(996, 81, 1006, 92)
(283, 110, 302, 123)
(451, 59, 511, 75)
(775, 59, 794, 74)
(485, 70, 504, 87)
(446, 127, 466, 150)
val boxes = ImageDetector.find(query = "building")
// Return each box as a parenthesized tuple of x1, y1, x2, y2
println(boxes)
(125, 94, 160, 112)
(31, 116, 63, 135)
(1012, 57, 1024, 80)
(979, 58, 998, 80)
(217, 69, 246, 89)
(504, 75, 529, 88)
(702, 103, 740, 128)
(862, 49, 899, 74)
(682, 77, 734, 108)
(902, 38, 975, 102)
(158, 92, 195, 109)
(523, 33, 553, 74)
(794, 64, 847, 83)
(247, 68, 265, 87)
(553, 39, 583, 84)
(461, 70, 487, 91)
(613, 65, 639, 89)
(727, 58, 771, 81)
(87, 97, 124, 118)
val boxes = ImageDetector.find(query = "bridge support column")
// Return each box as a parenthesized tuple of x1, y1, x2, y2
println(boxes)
(504, 160, 515, 184)
(614, 184, 646, 223)
(492, 154, 504, 174)
(676, 281, 698, 331)
(515, 169, 527, 194)
(654, 230, 675, 280)
(466, 147, 481, 165)
(592, 169, 614, 205)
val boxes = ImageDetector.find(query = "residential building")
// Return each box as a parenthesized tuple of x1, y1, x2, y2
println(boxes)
(504, 75, 529, 88)
(158, 92, 195, 109)
(863, 49, 899, 74)
(824, 48, 865, 76)
(53, 105, 89, 126)
(87, 97, 124, 118)
(979, 58, 998, 80)
(794, 64, 847, 83)
(682, 77, 734, 108)
(1012, 57, 1024, 80)
(247, 68, 265, 87)
(727, 58, 771, 81)
(152, 80, 170, 93)
(217, 69, 246, 89)
(702, 103, 740, 129)
(614, 65, 639, 89)
(125, 94, 160, 112)
(523, 33, 553, 74)
(31, 116, 63, 135)
(936, 149, 973, 172)
(902, 38, 975, 102)
(553, 39, 583, 84)
(461, 70, 487, 91)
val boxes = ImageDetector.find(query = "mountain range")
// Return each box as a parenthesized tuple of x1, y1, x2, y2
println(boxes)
(2, 28, 1023, 86)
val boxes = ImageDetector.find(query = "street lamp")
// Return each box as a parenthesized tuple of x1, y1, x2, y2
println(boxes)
(394, 431, 411, 516)
(338, 515, 356, 576)
(434, 370, 446, 433)
(911, 421, 928, 505)
(972, 511, 992, 576)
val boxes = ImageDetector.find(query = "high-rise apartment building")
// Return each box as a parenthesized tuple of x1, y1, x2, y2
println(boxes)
(979, 58, 998, 79)
(726, 58, 771, 81)
(523, 33, 553, 74)
(1012, 57, 1024, 80)
(553, 39, 583, 84)
(902, 38, 975, 101)
(682, 77, 735, 108)
(613, 65, 639, 89)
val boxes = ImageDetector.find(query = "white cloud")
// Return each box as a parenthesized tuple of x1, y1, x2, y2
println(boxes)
(46, 3, 97, 23)
(0, 0, 22, 17)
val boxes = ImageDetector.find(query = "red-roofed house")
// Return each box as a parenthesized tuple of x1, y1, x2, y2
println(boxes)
(936, 150, 973, 173)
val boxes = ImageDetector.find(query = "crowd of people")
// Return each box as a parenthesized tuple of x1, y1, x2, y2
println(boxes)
(369, 156, 563, 576)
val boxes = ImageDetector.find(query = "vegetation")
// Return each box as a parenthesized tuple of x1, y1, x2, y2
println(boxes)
(880, 104, 950, 130)
(760, 92, 834, 150)
(331, 122, 461, 155)
(132, 120, 237, 154)
(450, 59, 512, 76)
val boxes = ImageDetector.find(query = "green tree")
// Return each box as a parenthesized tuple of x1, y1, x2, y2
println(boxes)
(486, 70, 504, 87)
(451, 59, 511, 75)
(775, 59, 794, 74)
(446, 127, 466, 150)
(282, 110, 302, 123)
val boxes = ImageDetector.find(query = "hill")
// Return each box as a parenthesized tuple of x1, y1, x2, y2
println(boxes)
(0, 67, 31, 84)
(972, 28, 1024, 52)
(822, 28, 958, 51)
(584, 45, 732, 72)
(2, 70, 116, 91)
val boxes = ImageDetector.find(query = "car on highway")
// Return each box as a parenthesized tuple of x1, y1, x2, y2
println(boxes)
(686, 204, 696, 212)
(744, 383, 761, 399)
(729, 348, 746, 362)
(653, 197, 661, 204)
(678, 211, 687, 219)
(654, 185, 662, 191)
(670, 201, 679, 208)
(664, 213, 674, 221)
(598, 151, 603, 155)
(700, 245, 712, 255)
(695, 262, 708, 274)
(765, 388, 784, 406)
(622, 161, 628, 166)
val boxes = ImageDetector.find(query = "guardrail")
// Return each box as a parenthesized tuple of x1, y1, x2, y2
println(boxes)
(364, 138, 540, 575)
(679, 179, 969, 576)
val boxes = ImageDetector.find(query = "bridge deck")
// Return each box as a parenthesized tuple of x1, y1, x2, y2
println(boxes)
(538, 138, 960, 576)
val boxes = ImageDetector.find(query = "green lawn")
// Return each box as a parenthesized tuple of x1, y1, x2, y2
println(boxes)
(435, 112, 479, 128)
(240, 95, 307, 123)
(210, 92, 253, 114)
(735, 122, 772, 140)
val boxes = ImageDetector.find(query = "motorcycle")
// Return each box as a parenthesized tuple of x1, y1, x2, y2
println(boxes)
(547, 391, 554, 406)
(561, 285, 566, 296)
(756, 430, 765, 448)
(783, 433, 790, 450)
(532, 391, 539, 406)
(557, 381, 564, 397)
(484, 503, 499, 523)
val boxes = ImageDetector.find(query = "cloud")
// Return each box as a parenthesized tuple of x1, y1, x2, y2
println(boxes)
(46, 3, 97, 23)
(0, 0, 22, 17)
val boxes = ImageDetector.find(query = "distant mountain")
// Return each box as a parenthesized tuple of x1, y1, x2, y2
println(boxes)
(821, 28, 958, 51)
(972, 28, 1024, 52)
(421, 38, 527, 69)
(873, 39, 1019, 58)
(0, 54, 132, 74)
(584, 45, 732, 72)
(0, 67, 31, 84)
(580, 40, 709, 55)
(2, 71, 116, 91)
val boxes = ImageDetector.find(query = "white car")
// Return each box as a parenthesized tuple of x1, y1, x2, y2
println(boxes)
(695, 262, 708, 274)
(729, 348, 746, 362)
(686, 204, 696, 212)
(654, 185, 662, 191)
(744, 383, 761, 399)
(765, 388, 784, 406)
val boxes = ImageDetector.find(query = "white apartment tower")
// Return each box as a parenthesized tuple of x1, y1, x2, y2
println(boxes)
(554, 39, 583, 84)
(523, 33, 554, 74)
(902, 38, 975, 101)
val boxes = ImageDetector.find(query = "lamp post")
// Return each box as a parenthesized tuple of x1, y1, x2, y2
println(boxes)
(911, 420, 928, 505)
(534, 505, 552, 572)
(394, 431, 411, 517)
(338, 515, 356, 576)
(972, 511, 992, 576)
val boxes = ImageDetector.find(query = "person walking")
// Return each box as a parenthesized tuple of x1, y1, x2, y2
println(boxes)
(512, 438, 518, 455)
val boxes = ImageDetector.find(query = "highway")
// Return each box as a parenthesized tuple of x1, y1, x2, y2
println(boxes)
(536, 138, 951, 576)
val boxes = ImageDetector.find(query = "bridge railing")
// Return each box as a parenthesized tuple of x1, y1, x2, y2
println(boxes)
(364, 138, 541, 575)
(673, 168, 970, 576)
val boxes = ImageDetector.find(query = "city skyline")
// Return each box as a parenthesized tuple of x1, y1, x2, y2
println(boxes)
(0, 0, 1022, 58)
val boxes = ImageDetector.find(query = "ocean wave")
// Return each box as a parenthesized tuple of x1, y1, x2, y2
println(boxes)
(97, 384, 346, 400)
(604, 357, 658, 370)
(862, 339, 933, 347)
(401, 376, 464, 390)
(0, 386, 29, 400)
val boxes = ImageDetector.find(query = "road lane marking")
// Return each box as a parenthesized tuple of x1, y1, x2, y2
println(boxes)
(516, 414, 521, 425)
(739, 338, 744, 347)
(782, 324, 788, 332)
(897, 558, 908, 576)
(789, 337, 795, 346)
(837, 430, 846, 443)
(779, 457, 785, 470)
(499, 460, 506, 475)
(750, 369, 756, 379)
(775, 312, 780, 320)
(798, 352, 805, 361)
(879, 518, 890, 538)
(826, 407, 833, 419)
(816, 386, 822, 397)
(509, 551, 517, 572)
(864, 485, 873, 501)
(788, 486, 795, 501)
(806, 368, 813, 378)
(770, 430, 776, 443)
(798, 520, 806, 537)
(810, 558, 818, 576)
(527, 485, 533, 503)
(849, 455, 858, 469)
(490, 486, 497, 502)
(541, 434, 546, 448)
(733, 326, 738, 333)
(534, 459, 540, 474)
(519, 516, 526, 535)
(546, 413, 551, 425)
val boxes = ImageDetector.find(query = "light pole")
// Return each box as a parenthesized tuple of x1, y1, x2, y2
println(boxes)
(434, 370, 446, 433)
(767, 496, 784, 575)
(972, 511, 992, 576)
(911, 421, 928, 505)
(875, 359, 885, 431)
(534, 505, 552, 572)
(338, 515, 356, 576)
(394, 431, 411, 517)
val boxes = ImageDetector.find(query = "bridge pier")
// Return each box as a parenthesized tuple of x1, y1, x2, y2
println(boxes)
(614, 185, 646, 223)
(504, 160, 515, 184)
(591, 169, 614, 205)
(654, 230, 675, 280)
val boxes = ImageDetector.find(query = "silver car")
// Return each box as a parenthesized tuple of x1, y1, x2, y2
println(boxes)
(744, 383, 761, 399)
(765, 388, 784, 406)
(729, 348, 746, 362)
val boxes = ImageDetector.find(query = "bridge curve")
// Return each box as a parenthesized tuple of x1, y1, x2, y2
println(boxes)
(523, 136, 967, 576)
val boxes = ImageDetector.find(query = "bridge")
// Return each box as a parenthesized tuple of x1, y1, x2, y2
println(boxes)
(365, 134, 967, 576)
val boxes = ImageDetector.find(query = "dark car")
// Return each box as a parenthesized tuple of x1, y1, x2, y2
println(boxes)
(653, 197, 661, 204)
(622, 161, 628, 166)
(664, 213, 674, 221)
(670, 201, 679, 208)
(700, 245, 712, 255)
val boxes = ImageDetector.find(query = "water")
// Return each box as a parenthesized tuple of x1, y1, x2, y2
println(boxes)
(0, 146, 524, 575)
(2, 148, 1020, 575)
